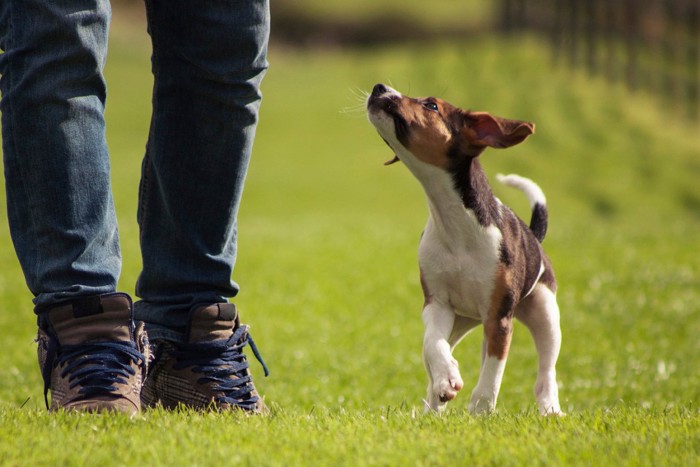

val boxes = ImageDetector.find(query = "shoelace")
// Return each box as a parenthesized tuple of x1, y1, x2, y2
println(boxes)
(171, 325, 269, 409)
(41, 339, 146, 409)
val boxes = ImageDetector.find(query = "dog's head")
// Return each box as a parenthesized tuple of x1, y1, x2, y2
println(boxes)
(366, 84, 535, 169)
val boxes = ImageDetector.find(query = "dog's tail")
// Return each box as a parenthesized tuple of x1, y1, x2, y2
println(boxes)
(496, 174, 548, 243)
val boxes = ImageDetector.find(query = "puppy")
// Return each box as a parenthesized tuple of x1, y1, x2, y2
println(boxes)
(366, 84, 562, 415)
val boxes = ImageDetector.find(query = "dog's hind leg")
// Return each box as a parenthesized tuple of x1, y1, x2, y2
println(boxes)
(515, 284, 563, 416)
(422, 302, 466, 412)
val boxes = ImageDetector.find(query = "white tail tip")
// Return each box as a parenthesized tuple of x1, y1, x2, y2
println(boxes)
(496, 173, 546, 208)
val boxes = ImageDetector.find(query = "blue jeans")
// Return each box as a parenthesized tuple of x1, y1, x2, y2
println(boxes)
(0, 0, 270, 341)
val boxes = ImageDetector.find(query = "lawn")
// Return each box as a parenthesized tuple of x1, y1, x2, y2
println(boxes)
(1, 12, 699, 465)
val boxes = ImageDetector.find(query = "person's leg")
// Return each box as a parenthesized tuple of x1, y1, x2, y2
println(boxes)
(136, 0, 270, 411)
(0, 0, 121, 307)
(134, 0, 270, 342)
(0, 0, 147, 413)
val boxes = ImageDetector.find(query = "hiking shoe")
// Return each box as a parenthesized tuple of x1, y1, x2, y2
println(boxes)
(141, 303, 269, 413)
(36, 293, 149, 414)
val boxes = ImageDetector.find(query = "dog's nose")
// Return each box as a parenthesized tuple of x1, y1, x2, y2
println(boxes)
(372, 83, 388, 97)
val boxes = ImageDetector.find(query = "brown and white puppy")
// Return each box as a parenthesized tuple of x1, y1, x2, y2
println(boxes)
(366, 84, 562, 415)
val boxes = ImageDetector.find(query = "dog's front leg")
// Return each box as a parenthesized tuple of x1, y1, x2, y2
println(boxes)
(422, 302, 464, 412)
(468, 315, 513, 414)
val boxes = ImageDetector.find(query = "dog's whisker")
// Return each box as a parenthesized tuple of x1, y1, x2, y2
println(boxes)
(350, 86, 370, 98)
(341, 87, 372, 117)
(340, 103, 369, 117)
(349, 88, 370, 105)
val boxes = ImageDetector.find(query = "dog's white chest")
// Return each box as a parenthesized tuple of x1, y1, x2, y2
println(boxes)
(418, 211, 502, 320)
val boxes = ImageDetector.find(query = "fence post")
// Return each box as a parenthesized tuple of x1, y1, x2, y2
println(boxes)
(686, 0, 699, 119)
(584, 0, 598, 75)
(624, 0, 640, 91)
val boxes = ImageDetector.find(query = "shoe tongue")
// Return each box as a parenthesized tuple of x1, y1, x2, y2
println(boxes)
(47, 294, 133, 345)
(187, 303, 238, 343)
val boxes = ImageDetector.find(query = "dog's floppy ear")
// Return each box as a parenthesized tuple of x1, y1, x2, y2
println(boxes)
(462, 111, 535, 149)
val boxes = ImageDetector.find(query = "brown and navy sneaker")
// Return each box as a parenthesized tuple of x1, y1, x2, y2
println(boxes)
(36, 293, 149, 414)
(141, 303, 269, 413)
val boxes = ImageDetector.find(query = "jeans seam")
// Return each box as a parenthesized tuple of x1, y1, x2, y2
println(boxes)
(138, 0, 157, 235)
(3, 3, 44, 295)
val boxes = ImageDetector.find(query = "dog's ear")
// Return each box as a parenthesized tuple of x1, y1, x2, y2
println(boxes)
(462, 111, 535, 149)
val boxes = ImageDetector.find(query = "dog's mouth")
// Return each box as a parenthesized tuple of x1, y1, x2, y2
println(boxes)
(367, 84, 407, 165)
(383, 154, 400, 165)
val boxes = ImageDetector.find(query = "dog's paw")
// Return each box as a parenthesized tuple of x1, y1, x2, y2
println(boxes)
(534, 376, 562, 416)
(468, 390, 496, 415)
(437, 377, 463, 402)
(433, 363, 463, 403)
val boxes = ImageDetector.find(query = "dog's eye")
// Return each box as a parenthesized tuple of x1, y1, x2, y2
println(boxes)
(423, 101, 439, 112)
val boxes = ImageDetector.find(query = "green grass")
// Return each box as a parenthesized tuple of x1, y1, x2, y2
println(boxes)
(1, 22, 699, 466)
(1, 405, 698, 465)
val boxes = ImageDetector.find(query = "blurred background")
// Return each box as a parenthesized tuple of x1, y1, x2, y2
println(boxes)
(110, 0, 699, 121)
(268, 0, 699, 120)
